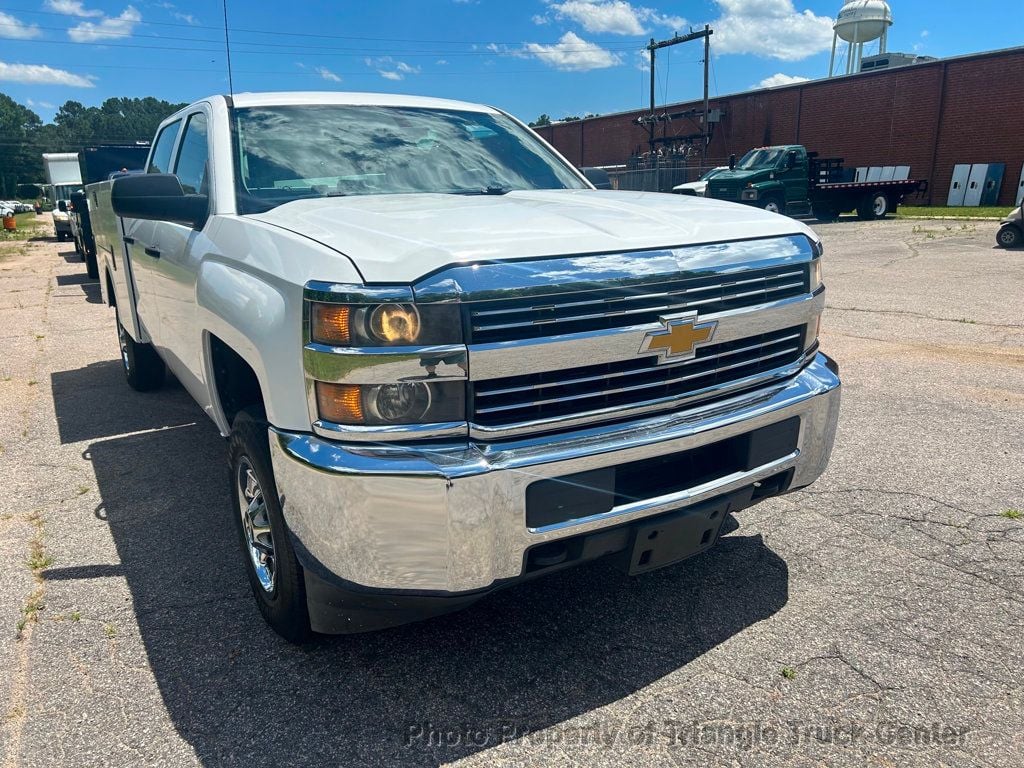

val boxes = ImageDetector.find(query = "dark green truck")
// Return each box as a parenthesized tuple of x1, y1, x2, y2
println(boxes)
(706, 145, 926, 221)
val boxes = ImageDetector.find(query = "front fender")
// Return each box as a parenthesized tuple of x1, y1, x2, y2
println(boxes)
(196, 260, 303, 434)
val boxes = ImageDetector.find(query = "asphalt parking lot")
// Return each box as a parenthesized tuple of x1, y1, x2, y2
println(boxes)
(0, 215, 1021, 768)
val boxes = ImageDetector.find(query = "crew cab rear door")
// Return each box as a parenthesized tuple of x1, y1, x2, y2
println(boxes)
(123, 118, 182, 344)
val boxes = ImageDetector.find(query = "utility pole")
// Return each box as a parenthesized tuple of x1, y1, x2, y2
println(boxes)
(703, 24, 710, 165)
(644, 26, 713, 153)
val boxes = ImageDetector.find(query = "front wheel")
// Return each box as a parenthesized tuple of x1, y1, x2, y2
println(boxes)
(761, 196, 784, 215)
(115, 309, 165, 391)
(229, 408, 311, 643)
(996, 224, 1022, 248)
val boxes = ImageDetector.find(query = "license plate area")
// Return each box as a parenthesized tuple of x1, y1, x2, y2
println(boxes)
(623, 496, 731, 575)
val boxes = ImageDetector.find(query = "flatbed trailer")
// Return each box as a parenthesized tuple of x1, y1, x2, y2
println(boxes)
(706, 144, 927, 220)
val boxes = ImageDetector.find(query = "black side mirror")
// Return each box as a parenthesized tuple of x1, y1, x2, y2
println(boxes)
(728, 154, 736, 171)
(581, 167, 612, 190)
(111, 173, 208, 229)
(786, 151, 797, 170)
(57, 200, 68, 212)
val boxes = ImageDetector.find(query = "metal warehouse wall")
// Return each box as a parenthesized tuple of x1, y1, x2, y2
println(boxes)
(534, 46, 1024, 207)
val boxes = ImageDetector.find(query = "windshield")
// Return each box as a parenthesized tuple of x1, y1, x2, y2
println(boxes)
(700, 167, 726, 181)
(736, 148, 786, 170)
(231, 105, 587, 213)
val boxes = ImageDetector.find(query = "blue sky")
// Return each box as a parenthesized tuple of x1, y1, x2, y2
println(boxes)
(0, 0, 1017, 124)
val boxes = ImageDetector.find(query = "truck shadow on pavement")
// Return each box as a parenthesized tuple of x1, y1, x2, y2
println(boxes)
(51, 358, 790, 768)
(54, 272, 101, 304)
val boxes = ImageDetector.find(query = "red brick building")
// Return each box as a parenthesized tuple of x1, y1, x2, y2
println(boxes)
(532, 46, 1024, 207)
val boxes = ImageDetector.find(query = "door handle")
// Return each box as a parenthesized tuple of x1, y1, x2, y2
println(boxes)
(144, 247, 161, 258)
(122, 236, 135, 244)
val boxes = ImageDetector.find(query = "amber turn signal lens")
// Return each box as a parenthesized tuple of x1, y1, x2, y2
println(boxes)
(315, 382, 364, 424)
(311, 303, 351, 345)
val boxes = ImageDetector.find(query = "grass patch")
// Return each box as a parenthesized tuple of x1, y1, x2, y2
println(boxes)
(103, 623, 116, 638)
(15, 586, 45, 640)
(780, 666, 797, 680)
(1001, 509, 1022, 520)
(0, 212, 47, 242)
(897, 205, 1013, 219)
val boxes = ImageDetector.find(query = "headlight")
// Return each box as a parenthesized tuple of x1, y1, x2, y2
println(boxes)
(310, 301, 460, 347)
(741, 188, 758, 200)
(315, 381, 464, 426)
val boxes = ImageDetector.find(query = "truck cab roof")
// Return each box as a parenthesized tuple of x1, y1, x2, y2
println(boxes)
(221, 91, 498, 114)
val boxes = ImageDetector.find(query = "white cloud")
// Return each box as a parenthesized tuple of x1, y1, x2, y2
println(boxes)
(26, 98, 57, 109)
(0, 61, 95, 87)
(45, 0, 103, 17)
(68, 6, 142, 42)
(755, 73, 810, 88)
(0, 11, 42, 39)
(435, 58, 448, 65)
(544, 1, 684, 35)
(712, 0, 834, 61)
(366, 56, 421, 81)
(173, 12, 198, 25)
(524, 31, 621, 71)
(315, 66, 341, 82)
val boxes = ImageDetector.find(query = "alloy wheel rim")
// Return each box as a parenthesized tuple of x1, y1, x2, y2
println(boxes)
(765, 201, 779, 213)
(999, 229, 1015, 245)
(237, 457, 276, 593)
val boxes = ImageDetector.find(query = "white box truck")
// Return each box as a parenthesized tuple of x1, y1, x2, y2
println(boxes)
(42, 152, 83, 241)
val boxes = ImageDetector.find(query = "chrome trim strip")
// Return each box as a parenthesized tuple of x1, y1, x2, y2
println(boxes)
(305, 281, 415, 305)
(303, 343, 468, 385)
(467, 289, 823, 381)
(413, 235, 814, 303)
(528, 451, 799, 534)
(312, 420, 469, 442)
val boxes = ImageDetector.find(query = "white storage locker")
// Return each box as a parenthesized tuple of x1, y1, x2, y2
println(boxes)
(963, 163, 989, 206)
(893, 166, 910, 180)
(1016, 163, 1024, 206)
(946, 164, 971, 206)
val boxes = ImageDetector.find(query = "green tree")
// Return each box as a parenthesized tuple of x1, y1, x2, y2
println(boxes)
(0, 92, 188, 196)
(0, 94, 43, 197)
(528, 114, 552, 127)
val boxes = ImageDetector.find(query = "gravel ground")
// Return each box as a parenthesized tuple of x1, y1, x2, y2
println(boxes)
(0, 215, 1021, 768)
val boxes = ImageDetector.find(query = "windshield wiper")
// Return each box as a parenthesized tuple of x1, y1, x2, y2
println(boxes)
(446, 185, 511, 196)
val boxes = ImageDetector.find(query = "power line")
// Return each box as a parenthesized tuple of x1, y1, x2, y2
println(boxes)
(0, 6, 649, 47)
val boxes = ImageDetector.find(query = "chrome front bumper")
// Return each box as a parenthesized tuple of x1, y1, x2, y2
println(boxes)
(270, 352, 840, 594)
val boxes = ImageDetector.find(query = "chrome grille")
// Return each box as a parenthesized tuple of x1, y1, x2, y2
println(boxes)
(466, 263, 808, 344)
(471, 326, 806, 429)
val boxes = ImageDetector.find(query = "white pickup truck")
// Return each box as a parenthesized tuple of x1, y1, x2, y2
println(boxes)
(88, 92, 840, 642)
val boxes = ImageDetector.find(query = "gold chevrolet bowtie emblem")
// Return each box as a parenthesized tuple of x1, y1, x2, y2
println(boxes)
(640, 312, 718, 363)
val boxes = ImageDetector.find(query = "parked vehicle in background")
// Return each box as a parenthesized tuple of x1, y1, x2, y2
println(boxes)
(706, 145, 926, 221)
(70, 144, 151, 279)
(996, 203, 1023, 248)
(42, 153, 83, 241)
(89, 91, 840, 643)
(673, 166, 729, 197)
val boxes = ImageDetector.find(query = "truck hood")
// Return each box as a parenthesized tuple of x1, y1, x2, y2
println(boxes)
(708, 169, 770, 187)
(249, 189, 809, 284)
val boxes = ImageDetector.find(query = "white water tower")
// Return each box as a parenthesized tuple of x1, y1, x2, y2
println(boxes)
(828, 0, 893, 76)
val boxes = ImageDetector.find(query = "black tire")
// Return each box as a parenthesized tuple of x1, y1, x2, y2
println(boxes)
(115, 308, 165, 391)
(996, 224, 1022, 249)
(857, 191, 889, 220)
(229, 408, 311, 643)
(85, 250, 99, 279)
(761, 195, 784, 215)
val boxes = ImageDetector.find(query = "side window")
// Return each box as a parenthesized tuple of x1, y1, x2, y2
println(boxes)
(148, 120, 181, 174)
(173, 113, 209, 195)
